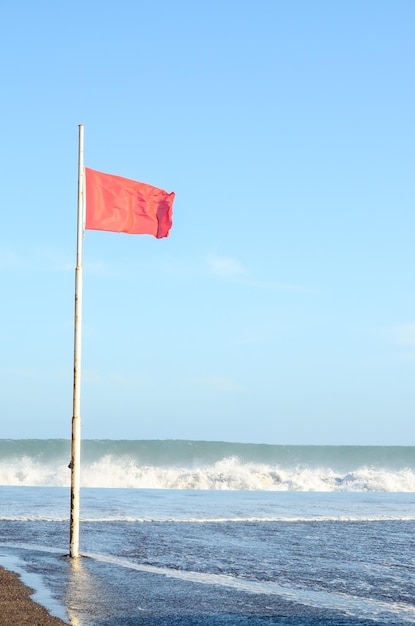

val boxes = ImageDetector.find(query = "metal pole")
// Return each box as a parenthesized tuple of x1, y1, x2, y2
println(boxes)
(70, 124, 84, 558)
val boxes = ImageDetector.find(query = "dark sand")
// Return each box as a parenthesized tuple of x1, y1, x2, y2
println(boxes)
(0, 566, 67, 626)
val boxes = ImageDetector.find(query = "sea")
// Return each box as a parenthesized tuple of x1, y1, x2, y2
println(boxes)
(1, 439, 415, 625)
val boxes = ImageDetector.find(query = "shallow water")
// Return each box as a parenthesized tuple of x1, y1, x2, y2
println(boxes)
(1, 488, 415, 625)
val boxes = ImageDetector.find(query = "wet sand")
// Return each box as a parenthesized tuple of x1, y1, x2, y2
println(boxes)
(0, 566, 68, 626)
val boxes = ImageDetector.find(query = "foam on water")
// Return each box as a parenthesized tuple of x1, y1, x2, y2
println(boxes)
(83, 551, 415, 624)
(1, 487, 415, 625)
(3, 539, 415, 625)
(2, 486, 415, 523)
(1, 454, 415, 491)
(1, 440, 415, 492)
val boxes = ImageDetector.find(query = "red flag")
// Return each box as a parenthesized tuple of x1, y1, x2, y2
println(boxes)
(85, 167, 174, 238)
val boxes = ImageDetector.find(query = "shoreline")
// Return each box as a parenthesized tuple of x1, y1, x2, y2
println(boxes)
(0, 565, 68, 626)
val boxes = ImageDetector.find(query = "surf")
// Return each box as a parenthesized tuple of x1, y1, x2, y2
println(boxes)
(1, 440, 415, 491)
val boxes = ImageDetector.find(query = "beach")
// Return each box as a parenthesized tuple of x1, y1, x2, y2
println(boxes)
(0, 565, 67, 626)
(1, 442, 415, 624)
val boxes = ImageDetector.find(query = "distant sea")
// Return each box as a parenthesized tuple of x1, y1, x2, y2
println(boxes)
(1, 440, 415, 625)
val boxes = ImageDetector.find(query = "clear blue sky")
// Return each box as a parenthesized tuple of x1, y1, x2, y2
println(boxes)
(1, 1, 414, 444)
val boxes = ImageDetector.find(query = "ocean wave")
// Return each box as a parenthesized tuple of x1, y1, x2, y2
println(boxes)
(1, 455, 415, 491)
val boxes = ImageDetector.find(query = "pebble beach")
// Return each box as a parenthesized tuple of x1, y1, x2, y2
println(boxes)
(0, 566, 67, 626)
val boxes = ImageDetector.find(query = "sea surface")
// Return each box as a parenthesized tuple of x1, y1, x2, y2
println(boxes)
(1, 440, 415, 625)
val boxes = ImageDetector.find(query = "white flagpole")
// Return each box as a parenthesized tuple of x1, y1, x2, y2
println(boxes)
(70, 124, 84, 558)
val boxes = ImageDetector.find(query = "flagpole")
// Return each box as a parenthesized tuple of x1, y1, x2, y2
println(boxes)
(70, 124, 84, 558)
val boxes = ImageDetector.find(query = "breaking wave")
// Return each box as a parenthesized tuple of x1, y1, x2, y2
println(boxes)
(1, 445, 415, 491)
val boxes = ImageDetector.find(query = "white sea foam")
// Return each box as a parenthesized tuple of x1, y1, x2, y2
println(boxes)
(3, 542, 415, 624)
(81, 552, 415, 624)
(1, 454, 415, 491)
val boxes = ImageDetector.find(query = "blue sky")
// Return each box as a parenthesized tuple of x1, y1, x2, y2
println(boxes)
(1, 0, 414, 444)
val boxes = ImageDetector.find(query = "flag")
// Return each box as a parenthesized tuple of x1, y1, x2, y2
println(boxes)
(85, 167, 174, 238)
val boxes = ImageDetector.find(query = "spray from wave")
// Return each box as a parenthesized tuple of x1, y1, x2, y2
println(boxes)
(1, 450, 415, 491)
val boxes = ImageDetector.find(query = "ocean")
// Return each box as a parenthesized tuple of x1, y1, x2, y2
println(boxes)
(0, 440, 415, 625)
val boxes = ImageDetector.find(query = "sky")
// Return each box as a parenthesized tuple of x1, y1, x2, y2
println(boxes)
(0, 0, 414, 445)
